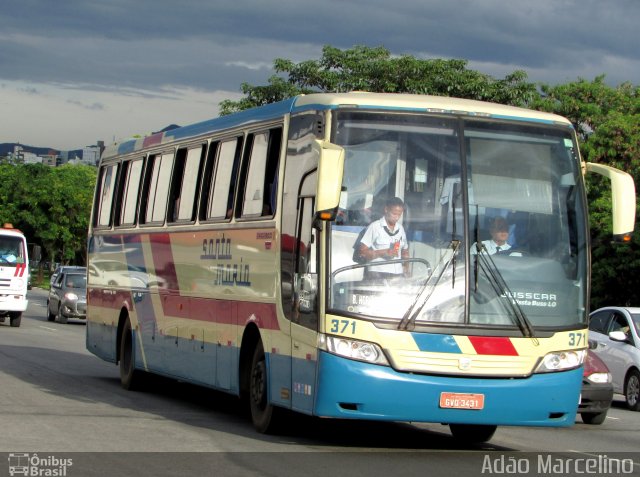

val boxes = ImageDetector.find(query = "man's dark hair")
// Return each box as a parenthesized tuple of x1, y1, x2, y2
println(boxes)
(386, 197, 405, 208)
(490, 216, 509, 232)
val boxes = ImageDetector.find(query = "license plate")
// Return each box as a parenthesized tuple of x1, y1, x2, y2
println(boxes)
(439, 392, 485, 410)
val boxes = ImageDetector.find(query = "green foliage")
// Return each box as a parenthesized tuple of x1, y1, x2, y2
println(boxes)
(0, 163, 96, 268)
(219, 45, 539, 115)
(534, 76, 640, 308)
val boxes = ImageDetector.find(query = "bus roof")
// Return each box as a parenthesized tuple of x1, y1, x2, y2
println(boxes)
(1, 224, 26, 238)
(101, 92, 573, 160)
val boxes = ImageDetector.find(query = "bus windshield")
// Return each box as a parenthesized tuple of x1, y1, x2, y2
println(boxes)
(328, 112, 588, 330)
(0, 235, 25, 266)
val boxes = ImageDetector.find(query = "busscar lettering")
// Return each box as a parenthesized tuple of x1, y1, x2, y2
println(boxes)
(200, 234, 251, 286)
(501, 291, 558, 308)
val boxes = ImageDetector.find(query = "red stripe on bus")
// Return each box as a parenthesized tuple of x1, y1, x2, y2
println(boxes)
(87, 287, 280, 331)
(142, 132, 163, 149)
(468, 336, 519, 356)
(14, 264, 26, 277)
(149, 233, 179, 289)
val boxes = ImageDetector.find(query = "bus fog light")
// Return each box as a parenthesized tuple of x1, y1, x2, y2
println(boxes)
(535, 349, 586, 373)
(323, 335, 389, 366)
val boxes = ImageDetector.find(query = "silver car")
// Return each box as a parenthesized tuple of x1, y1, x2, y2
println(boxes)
(50, 265, 86, 287)
(47, 269, 87, 324)
(589, 306, 640, 411)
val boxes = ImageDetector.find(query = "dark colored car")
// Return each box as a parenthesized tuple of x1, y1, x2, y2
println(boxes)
(47, 268, 87, 324)
(578, 346, 613, 425)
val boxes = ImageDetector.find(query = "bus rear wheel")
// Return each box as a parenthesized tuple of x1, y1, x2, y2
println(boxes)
(249, 341, 282, 433)
(449, 423, 497, 444)
(120, 316, 143, 390)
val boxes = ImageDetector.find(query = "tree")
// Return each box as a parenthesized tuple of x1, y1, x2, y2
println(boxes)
(219, 45, 538, 115)
(534, 77, 640, 308)
(0, 163, 96, 268)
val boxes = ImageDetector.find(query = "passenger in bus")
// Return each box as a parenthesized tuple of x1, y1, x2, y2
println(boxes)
(471, 216, 512, 255)
(357, 197, 410, 279)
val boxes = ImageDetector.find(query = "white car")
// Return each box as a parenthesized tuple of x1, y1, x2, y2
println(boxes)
(88, 259, 166, 289)
(588, 306, 640, 411)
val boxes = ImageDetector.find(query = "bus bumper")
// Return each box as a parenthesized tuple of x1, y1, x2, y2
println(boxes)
(314, 351, 582, 427)
(0, 294, 28, 313)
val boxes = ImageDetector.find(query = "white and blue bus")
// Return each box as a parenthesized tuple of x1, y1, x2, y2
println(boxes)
(87, 93, 635, 443)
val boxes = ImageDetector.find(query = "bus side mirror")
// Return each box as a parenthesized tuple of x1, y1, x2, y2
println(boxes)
(313, 140, 345, 221)
(585, 162, 636, 242)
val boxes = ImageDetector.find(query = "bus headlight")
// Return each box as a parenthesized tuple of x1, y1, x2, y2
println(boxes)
(321, 335, 389, 366)
(535, 349, 586, 373)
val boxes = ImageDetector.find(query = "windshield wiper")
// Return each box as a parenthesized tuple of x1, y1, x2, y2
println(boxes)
(398, 240, 460, 331)
(474, 249, 538, 340)
(472, 206, 536, 340)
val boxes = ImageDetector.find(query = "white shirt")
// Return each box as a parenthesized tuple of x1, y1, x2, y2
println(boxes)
(470, 240, 511, 255)
(360, 217, 408, 274)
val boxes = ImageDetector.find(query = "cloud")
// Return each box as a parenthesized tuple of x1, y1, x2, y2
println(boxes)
(225, 61, 273, 71)
(0, 0, 637, 149)
(66, 99, 105, 111)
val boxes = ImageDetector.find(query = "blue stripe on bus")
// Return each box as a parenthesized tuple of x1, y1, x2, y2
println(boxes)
(117, 140, 138, 155)
(165, 98, 299, 142)
(411, 333, 462, 353)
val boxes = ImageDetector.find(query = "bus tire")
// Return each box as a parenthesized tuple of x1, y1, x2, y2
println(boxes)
(9, 312, 22, 327)
(624, 369, 640, 411)
(449, 423, 497, 444)
(249, 341, 281, 433)
(120, 316, 143, 391)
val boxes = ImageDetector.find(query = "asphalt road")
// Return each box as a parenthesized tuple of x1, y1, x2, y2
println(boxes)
(1, 288, 638, 476)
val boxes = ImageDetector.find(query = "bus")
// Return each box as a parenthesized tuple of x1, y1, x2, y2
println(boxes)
(0, 223, 29, 327)
(87, 92, 636, 443)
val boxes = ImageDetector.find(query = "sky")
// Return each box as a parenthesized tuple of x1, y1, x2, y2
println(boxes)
(1, 0, 638, 151)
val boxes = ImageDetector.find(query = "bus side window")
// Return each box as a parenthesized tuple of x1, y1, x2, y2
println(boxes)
(93, 164, 119, 228)
(168, 145, 205, 224)
(201, 138, 241, 221)
(140, 152, 173, 225)
(239, 127, 282, 218)
(114, 158, 144, 227)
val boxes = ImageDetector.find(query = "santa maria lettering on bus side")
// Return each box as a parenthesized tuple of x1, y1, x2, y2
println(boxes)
(200, 234, 251, 287)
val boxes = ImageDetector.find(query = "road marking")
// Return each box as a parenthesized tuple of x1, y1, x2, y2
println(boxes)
(39, 326, 58, 332)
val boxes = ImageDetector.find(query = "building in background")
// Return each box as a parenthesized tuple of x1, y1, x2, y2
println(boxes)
(2, 141, 104, 166)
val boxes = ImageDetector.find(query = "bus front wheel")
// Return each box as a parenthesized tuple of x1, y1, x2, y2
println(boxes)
(249, 341, 282, 433)
(449, 423, 497, 444)
(9, 312, 21, 327)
